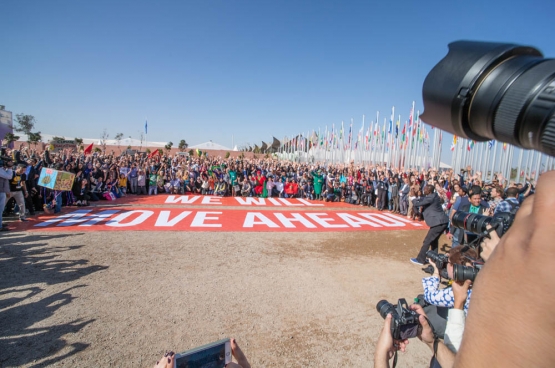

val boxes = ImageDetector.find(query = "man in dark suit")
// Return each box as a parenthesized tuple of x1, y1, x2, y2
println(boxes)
(457, 191, 491, 245)
(410, 185, 449, 265)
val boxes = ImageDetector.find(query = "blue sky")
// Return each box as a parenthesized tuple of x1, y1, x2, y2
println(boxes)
(2, 0, 554, 160)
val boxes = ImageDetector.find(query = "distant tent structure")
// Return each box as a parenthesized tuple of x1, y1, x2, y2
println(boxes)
(260, 141, 268, 153)
(248, 146, 253, 152)
(233, 145, 238, 151)
(254, 144, 260, 153)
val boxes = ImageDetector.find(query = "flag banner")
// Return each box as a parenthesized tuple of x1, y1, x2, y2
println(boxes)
(145, 120, 148, 134)
(38, 168, 75, 191)
(84, 142, 94, 155)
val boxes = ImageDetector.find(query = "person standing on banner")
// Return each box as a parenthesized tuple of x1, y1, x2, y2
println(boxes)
(0, 158, 14, 231)
(410, 185, 449, 265)
(9, 164, 29, 222)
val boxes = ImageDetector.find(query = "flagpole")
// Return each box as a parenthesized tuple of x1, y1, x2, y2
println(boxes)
(145, 117, 148, 153)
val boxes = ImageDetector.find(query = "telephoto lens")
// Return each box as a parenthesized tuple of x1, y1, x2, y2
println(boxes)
(453, 264, 480, 282)
(451, 211, 494, 235)
(376, 300, 397, 320)
(422, 40, 555, 156)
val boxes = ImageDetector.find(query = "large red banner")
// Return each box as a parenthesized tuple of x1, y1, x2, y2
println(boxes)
(20, 208, 426, 232)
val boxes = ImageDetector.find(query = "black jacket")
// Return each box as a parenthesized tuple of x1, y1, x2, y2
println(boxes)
(412, 192, 449, 227)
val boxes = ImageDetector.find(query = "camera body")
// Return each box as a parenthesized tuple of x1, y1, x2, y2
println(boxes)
(426, 250, 448, 269)
(376, 298, 421, 340)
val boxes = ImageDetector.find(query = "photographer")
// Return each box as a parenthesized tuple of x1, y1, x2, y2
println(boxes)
(9, 164, 29, 221)
(457, 191, 491, 245)
(374, 304, 455, 368)
(422, 246, 478, 314)
(444, 278, 472, 353)
(494, 187, 520, 215)
(0, 157, 14, 231)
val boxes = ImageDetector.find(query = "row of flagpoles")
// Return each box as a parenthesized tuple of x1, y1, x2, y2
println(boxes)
(276, 101, 554, 182)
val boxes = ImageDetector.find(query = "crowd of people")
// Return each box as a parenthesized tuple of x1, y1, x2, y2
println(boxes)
(0, 143, 535, 228)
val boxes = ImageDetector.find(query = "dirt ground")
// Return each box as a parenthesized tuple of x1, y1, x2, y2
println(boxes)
(0, 202, 448, 368)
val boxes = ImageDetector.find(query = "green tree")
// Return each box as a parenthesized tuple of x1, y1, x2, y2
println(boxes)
(178, 139, 188, 152)
(14, 114, 36, 140)
(3, 132, 20, 146)
(164, 141, 173, 154)
(115, 133, 124, 153)
(225, 151, 230, 159)
(51, 136, 65, 143)
(28, 131, 42, 148)
(94, 147, 102, 153)
(100, 129, 109, 154)
(146, 148, 151, 154)
(74, 137, 84, 151)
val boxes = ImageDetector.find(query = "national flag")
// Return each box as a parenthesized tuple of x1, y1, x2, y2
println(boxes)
(145, 120, 148, 134)
(450, 135, 457, 152)
(467, 140, 475, 151)
(488, 140, 494, 150)
(149, 149, 160, 159)
(401, 123, 406, 143)
(395, 117, 400, 137)
(413, 111, 419, 136)
(84, 142, 93, 155)
(388, 107, 394, 134)
(409, 106, 414, 131)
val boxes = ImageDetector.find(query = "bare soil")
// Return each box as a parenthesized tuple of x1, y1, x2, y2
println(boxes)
(0, 205, 448, 368)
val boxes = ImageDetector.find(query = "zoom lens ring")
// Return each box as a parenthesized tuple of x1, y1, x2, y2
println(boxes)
(541, 113, 555, 156)
(494, 60, 555, 143)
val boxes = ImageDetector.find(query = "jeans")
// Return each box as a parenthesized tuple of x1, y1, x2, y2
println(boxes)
(10, 191, 26, 220)
(54, 193, 62, 213)
(129, 177, 138, 193)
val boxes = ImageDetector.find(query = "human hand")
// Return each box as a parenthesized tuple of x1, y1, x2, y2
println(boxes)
(479, 224, 500, 261)
(456, 171, 555, 367)
(427, 258, 440, 277)
(153, 351, 174, 368)
(229, 338, 251, 368)
(409, 304, 435, 350)
(452, 279, 472, 310)
(446, 233, 453, 240)
(374, 314, 409, 365)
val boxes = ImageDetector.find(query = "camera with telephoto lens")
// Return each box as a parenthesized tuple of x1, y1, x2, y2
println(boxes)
(422, 41, 555, 157)
(376, 298, 421, 340)
(453, 256, 485, 282)
(422, 251, 449, 279)
(451, 210, 514, 238)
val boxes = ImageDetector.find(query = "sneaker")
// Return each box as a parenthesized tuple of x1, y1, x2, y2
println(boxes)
(410, 258, 424, 265)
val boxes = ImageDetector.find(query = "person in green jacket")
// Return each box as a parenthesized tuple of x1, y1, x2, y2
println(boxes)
(311, 169, 324, 200)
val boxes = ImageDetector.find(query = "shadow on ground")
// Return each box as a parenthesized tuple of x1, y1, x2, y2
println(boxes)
(0, 232, 107, 367)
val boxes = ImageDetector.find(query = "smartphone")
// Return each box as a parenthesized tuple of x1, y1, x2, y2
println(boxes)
(174, 338, 231, 368)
